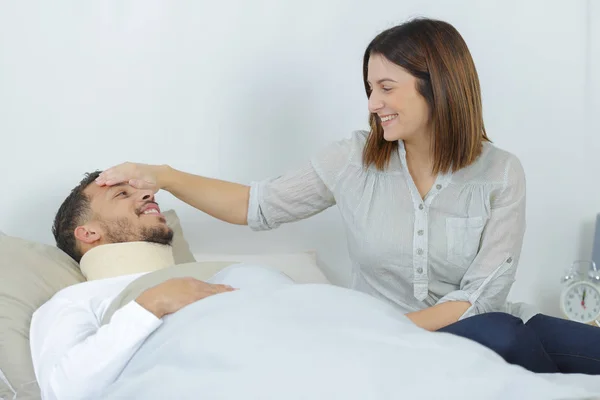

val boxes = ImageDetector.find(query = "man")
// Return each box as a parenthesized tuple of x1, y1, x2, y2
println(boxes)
(31, 171, 295, 400)
(30, 172, 599, 400)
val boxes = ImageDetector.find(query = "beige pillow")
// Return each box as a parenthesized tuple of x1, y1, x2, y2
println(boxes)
(0, 233, 85, 399)
(192, 251, 330, 284)
(164, 209, 196, 264)
(0, 209, 195, 400)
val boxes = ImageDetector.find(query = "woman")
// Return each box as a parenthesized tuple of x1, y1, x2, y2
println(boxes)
(95, 18, 600, 374)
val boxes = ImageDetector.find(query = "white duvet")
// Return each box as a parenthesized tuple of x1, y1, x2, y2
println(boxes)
(100, 276, 600, 399)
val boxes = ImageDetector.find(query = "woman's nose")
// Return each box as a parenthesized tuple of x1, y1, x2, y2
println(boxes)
(368, 93, 384, 113)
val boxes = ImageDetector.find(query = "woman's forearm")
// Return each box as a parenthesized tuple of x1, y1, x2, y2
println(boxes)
(157, 166, 250, 225)
(406, 301, 471, 331)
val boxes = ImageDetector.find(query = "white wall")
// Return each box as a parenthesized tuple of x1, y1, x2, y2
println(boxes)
(0, 0, 596, 316)
(589, 0, 600, 252)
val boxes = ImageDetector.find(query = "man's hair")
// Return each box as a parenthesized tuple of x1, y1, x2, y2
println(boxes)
(52, 171, 102, 263)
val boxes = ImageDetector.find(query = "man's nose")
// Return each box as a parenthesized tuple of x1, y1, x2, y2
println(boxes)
(139, 190, 155, 202)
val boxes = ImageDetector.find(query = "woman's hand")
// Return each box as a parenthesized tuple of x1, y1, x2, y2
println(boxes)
(406, 301, 471, 331)
(95, 162, 168, 192)
(96, 162, 250, 225)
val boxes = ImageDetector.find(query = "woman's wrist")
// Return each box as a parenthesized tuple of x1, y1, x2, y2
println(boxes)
(154, 164, 175, 191)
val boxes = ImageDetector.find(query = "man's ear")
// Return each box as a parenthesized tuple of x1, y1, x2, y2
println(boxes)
(74, 223, 102, 245)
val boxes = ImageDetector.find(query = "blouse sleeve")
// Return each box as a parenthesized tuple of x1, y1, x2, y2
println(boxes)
(436, 155, 526, 319)
(247, 137, 354, 231)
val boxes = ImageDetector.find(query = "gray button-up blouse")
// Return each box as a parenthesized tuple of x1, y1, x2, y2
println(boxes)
(247, 130, 537, 322)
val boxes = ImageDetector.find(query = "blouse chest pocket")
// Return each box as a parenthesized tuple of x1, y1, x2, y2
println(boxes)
(446, 216, 486, 269)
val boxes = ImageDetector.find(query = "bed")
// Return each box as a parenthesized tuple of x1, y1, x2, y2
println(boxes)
(1, 210, 600, 400)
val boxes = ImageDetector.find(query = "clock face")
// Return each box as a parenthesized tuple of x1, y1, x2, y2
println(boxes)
(561, 282, 600, 324)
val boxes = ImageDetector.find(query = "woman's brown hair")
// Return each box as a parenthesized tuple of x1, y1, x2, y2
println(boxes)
(362, 18, 490, 173)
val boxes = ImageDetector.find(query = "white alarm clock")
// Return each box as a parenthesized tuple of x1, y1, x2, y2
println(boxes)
(560, 260, 600, 326)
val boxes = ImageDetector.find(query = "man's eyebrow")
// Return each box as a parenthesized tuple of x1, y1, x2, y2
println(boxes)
(105, 182, 128, 198)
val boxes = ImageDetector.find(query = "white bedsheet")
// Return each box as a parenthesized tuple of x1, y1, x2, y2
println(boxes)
(538, 373, 600, 394)
(97, 268, 600, 400)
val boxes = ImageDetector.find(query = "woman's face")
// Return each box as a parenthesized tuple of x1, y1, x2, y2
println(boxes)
(367, 53, 430, 143)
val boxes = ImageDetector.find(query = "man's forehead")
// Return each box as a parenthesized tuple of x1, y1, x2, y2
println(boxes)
(84, 182, 127, 201)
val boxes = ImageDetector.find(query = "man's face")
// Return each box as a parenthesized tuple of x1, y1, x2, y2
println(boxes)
(78, 182, 173, 246)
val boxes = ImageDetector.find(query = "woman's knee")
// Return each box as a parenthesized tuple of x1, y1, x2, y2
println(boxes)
(442, 312, 525, 358)
(464, 312, 523, 332)
(469, 313, 524, 355)
(442, 312, 559, 372)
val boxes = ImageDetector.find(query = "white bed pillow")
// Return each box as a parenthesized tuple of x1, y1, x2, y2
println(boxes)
(192, 251, 330, 284)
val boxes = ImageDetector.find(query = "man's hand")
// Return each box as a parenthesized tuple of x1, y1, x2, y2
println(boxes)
(95, 162, 169, 192)
(136, 277, 236, 318)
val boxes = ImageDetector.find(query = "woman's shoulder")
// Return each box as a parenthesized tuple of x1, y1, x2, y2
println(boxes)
(481, 141, 522, 163)
(312, 130, 369, 164)
(464, 141, 525, 185)
(328, 129, 369, 151)
(349, 129, 370, 144)
(489, 142, 525, 176)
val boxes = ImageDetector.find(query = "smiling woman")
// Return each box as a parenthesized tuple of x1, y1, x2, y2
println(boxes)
(362, 20, 488, 175)
(96, 17, 600, 375)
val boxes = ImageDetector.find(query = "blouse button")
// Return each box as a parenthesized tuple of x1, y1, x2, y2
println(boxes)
(419, 204, 424, 210)
(416, 248, 424, 256)
(416, 267, 423, 274)
(417, 230, 424, 236)
(436, 184, 442, 190)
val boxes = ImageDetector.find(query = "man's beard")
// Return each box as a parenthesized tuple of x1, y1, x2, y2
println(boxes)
(101, 218, 173, 246)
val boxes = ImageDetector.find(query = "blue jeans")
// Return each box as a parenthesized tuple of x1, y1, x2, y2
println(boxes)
(438, 312, 600, 374)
